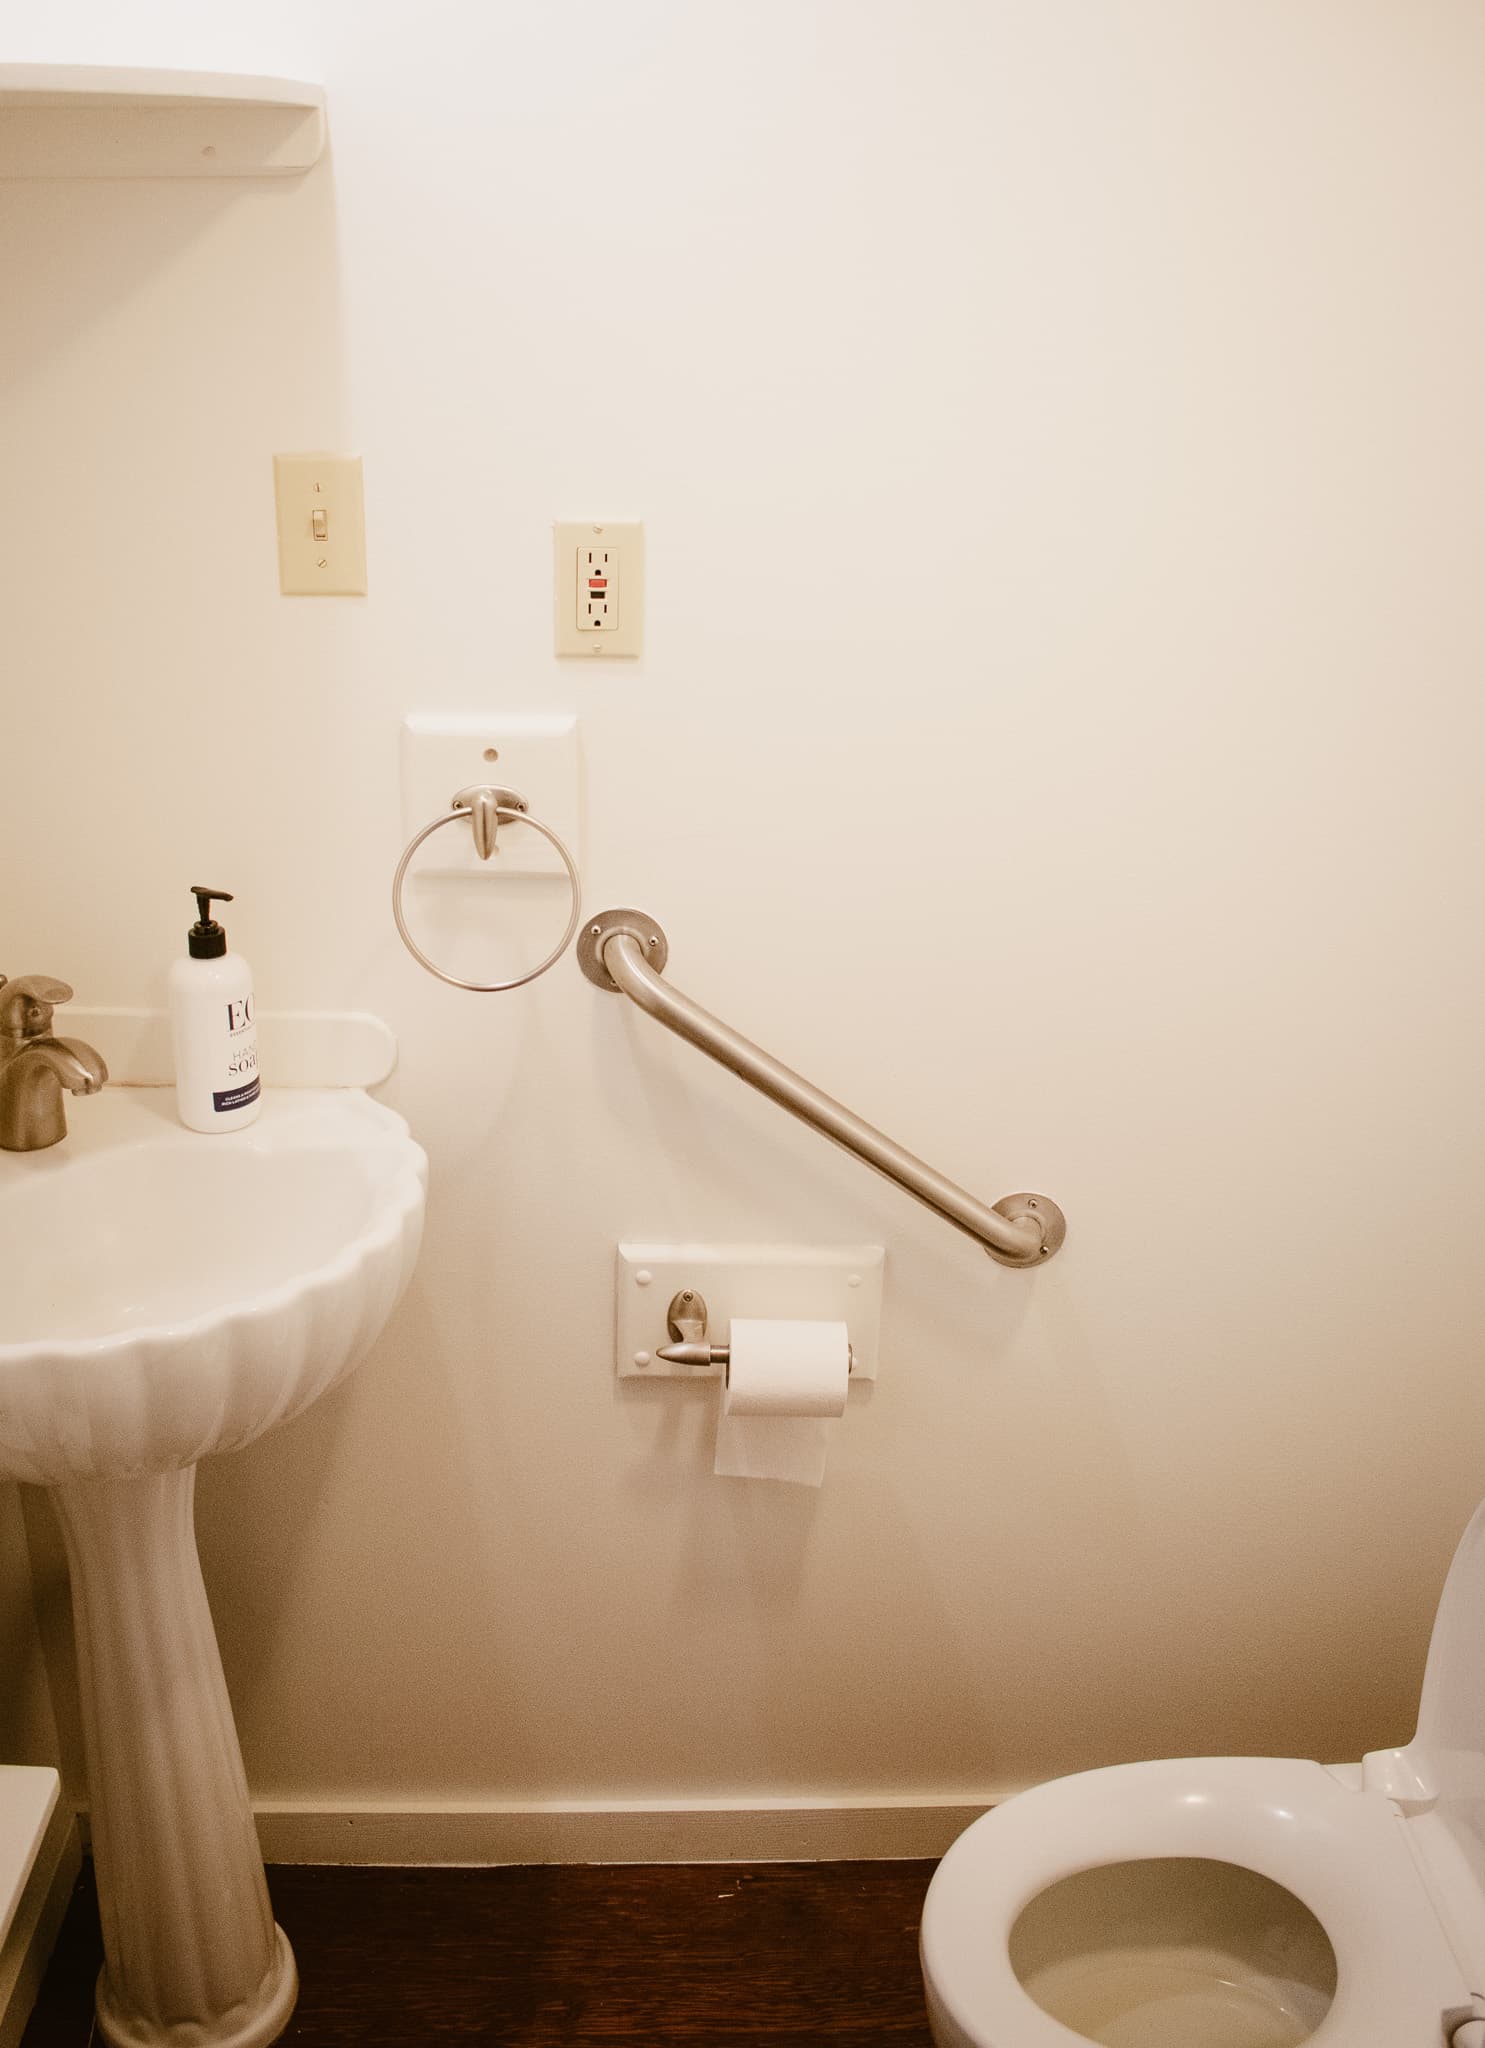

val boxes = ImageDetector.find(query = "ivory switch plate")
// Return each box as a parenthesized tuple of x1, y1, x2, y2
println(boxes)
(274, 453, 367, 596)
(554, 521, 643, 656)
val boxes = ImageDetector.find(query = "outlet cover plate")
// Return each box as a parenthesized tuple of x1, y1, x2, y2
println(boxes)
(616, 1243, 884, 1381)
(400, 713, 580, 877)
(554, 520, 643, 657)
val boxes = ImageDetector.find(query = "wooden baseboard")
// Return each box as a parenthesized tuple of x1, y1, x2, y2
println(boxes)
(0, 1807, 80, 2048)
(250, 1794, 1006, 1867)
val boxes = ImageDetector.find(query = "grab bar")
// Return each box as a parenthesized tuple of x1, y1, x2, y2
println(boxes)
(576, 909, 1065, 1268)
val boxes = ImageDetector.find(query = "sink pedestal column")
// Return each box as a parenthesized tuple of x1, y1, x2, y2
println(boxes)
(50, 1467, 298, 2048)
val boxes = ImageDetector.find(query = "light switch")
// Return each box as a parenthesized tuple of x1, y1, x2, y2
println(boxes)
(274, 454, 367, 596)
(554, 521, 643, 656)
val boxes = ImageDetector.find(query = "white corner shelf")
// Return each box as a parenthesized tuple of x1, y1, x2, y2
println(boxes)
(0, 65, 325, 179)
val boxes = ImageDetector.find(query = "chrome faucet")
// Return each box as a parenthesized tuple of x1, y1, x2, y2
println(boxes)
(0, 976, 108, 1151)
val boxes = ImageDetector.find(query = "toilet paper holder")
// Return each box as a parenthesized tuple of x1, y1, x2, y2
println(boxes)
(655, 1290, 856, 1375)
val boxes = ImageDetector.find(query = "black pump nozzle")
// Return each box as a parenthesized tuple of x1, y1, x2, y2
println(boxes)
(188, 886, 234, 960)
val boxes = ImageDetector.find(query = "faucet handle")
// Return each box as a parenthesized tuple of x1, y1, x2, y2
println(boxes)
(0, 975, 75, 1039)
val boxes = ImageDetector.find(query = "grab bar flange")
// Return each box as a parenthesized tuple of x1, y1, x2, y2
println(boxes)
(578, 908, 669, 991)
(986, 1193, 1066, 1267)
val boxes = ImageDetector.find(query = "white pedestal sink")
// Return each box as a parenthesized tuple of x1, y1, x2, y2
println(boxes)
(0, 1087, 426, 2048)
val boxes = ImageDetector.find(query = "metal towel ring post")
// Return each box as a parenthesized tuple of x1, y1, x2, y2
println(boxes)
(392, 784, 583, 992)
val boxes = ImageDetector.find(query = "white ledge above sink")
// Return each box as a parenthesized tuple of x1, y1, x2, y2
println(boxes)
(0, 65, 326, 178)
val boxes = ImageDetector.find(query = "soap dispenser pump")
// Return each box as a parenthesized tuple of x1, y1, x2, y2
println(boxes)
(169, 886, 260, 1132)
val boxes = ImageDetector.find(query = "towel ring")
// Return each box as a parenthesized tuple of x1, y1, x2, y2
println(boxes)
(392, 784, 583, 992)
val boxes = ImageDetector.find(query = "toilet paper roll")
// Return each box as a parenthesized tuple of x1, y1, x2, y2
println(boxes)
(713, 1318, 851, 1487)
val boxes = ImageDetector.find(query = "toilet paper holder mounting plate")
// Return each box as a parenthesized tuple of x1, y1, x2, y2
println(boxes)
(655, 1290, 856, 1375)
(615, 1243, 882, 1382)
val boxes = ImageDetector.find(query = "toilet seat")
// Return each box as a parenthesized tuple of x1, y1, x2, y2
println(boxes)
(920, 1754, 1474, 2047)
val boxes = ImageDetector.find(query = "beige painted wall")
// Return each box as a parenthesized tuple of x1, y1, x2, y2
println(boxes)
(3, 1, 1484, 1810)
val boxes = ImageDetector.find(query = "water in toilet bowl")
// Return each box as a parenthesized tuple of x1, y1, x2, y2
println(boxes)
(1008, 1858, 1337, 2048)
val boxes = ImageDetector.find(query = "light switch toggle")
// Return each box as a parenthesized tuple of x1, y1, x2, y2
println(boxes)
(310, 508, 328, 542)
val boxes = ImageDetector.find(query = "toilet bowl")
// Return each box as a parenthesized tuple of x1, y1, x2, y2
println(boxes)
(920, 1495, 1485, 2048)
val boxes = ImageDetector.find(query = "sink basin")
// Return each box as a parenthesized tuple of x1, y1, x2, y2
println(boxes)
(0, 1086, 425, 2048)
(0, 1087, 426, 1482)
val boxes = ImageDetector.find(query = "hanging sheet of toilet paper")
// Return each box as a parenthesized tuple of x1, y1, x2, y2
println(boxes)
(713, 1318, 851, 1487)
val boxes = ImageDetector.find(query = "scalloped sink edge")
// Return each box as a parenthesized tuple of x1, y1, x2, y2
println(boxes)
(0, 1088, 427, 1483)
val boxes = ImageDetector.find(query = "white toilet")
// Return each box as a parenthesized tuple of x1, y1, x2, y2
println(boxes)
(920, 1496, 1485, 2048)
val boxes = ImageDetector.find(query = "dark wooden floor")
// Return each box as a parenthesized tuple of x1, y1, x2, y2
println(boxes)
(22, 1860, 937, 2045)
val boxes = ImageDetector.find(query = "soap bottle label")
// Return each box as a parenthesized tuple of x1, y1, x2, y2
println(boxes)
(213, 1077, 260, 1113)
(213, 994, 259, 1113)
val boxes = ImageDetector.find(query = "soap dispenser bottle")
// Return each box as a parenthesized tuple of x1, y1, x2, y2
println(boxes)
(169, 887, 260, 1133)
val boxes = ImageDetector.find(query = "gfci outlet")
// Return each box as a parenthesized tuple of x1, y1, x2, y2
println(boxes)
(578, 542, 618, 631)
(554, 521, 643, 656)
